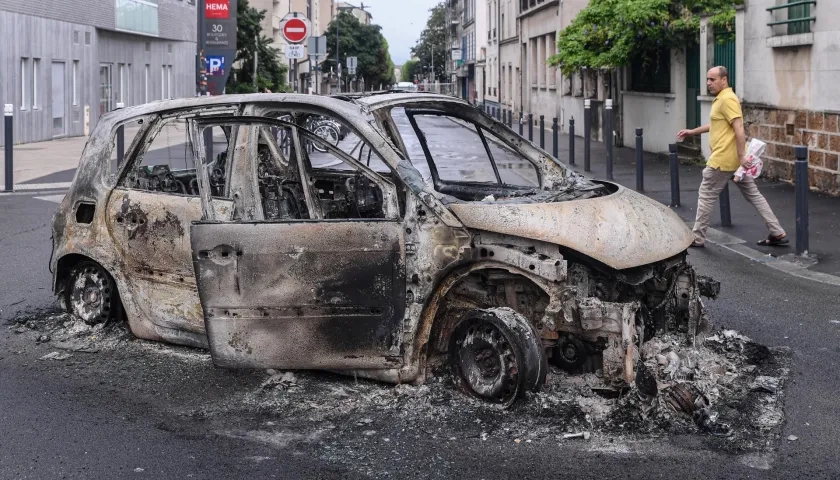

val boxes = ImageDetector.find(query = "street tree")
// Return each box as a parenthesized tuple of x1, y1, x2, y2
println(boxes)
(548, 0, 742, 75)
(401, 59, 420, 83)
(324, 11, 395, 91)
(411, 2, 446, 81)
(226, 0, 290, 93)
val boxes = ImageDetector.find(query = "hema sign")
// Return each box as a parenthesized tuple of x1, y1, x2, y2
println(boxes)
(205, 0, 230, 19)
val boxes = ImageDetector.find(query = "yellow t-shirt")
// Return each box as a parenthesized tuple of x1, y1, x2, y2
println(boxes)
(708, 87, 742, 172)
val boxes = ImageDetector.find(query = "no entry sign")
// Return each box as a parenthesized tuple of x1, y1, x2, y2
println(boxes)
(282, 17, 308, 44)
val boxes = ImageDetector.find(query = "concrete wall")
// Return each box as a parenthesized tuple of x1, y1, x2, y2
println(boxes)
(621, 48, 688, 154)
(743, 0, 840, 111)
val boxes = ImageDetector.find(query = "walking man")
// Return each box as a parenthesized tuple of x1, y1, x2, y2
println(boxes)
(677, 66, 787, 248)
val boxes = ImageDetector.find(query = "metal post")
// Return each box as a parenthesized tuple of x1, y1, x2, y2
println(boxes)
(605, 99, 614, 181)
(552, 117, 558, 159)
(507, 110, 513, 128)
(669, 143, 680, 207)
(502, 109, 507, 125)
(528, 114, 533, 142)
(115, 103, 125, 167)
(795, 146, 809, 254)
(719, 184, 732, 227)
(583, 99, 591, 172)
(635, 128, 643, 191)
(4, 104, 13, 192)
(539, 115, 545, 149)
(519, 111, 524, 136)
(569, 117, 575, 165)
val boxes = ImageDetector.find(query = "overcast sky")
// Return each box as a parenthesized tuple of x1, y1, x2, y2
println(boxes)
(361, 0, 441, 65)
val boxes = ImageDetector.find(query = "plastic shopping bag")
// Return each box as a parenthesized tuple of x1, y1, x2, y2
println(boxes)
(734, 138, 765, 182)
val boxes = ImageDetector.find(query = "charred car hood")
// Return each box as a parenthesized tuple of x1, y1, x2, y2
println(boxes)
(449, 185, 693, 270)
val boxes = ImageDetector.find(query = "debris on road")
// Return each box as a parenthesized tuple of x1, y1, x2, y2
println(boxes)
(787, 435, 799, 441)
(39, 351, 72, 361)
(562, 432, 591, 440)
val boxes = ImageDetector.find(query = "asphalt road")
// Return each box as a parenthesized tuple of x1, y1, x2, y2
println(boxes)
(2, 126, 840, 478)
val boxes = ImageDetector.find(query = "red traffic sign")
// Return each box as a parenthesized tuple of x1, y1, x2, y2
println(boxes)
(282, 18, 308, 44)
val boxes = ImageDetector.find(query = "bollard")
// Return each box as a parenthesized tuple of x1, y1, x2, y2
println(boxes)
(506, 109, 512, 128)
(635, 128, 643, 191)
(552, 117, 558, 159)
(528, 114, 534, 142)
(502, 109, 507, 126)
(495, 107, 500, 121)
(115, 103, 125, 167)
(519, 111, 524, 136)
(583, 99, 591, 172)
(795, 146, 809, 254)
(605, 99, 614, 181)
(569, 117, 575, 165)
(4, 104, 13, 192)
(669, 143, 680, 207)
(719, 184, 732, 227)
(539, 115, 545, 149)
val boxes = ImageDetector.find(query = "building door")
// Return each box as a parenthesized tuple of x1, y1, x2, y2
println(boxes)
(686, 43, 701, 130)
(99, 64, 113, 115)
(51, 62, 66, 137)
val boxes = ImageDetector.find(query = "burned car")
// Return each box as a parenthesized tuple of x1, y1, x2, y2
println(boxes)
(51, 93, 716, 406)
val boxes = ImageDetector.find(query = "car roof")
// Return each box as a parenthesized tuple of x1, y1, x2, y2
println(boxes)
(352, 92, 470, 110)
(99, 93, 368, 125)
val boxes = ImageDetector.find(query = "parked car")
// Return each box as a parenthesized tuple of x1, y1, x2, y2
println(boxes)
(51, 93, 716, 406)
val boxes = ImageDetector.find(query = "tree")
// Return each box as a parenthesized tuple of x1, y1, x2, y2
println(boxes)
(226, 0, 289, 93)
(411, 3, 446, 81)
(323, 11, 395, 91)
(548, 0, 742, 75)
(401, 59, 420, 82)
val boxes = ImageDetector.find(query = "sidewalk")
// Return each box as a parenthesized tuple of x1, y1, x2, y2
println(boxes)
(0, 135, 86, 188)
(536, 127, 840, 279)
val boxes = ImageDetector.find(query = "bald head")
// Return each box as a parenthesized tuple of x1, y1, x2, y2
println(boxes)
(706, 66, 730, 96)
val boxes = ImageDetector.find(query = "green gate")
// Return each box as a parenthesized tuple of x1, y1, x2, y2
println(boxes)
(714, 38, 737, 93)
(686, 43, 701, 129)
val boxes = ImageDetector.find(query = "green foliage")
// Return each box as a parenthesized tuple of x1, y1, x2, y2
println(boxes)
(226, 0, 289, 93)
(401, 59, 420, 82)
(324, 12, 395, 90)
(548, 0, 742, 75)
(411, 3, 447, 81)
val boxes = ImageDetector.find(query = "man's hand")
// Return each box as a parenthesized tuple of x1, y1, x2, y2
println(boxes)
(677, 129, 693, 141)
(740, 155, 752, 168)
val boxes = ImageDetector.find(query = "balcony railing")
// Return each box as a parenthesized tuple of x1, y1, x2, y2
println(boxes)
(767, 0, 816, 34)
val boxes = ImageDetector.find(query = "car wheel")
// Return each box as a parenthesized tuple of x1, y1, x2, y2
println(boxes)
(66, 261, 120, 325)
(450, 309, 545, 407)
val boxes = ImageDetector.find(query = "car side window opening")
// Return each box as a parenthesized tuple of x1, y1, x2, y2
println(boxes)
(108, 117, 146, 178)
(390, 107, 435, 183)
(300, 132, 388, 220)
(254, 124, 311, 221)
(412, 114, 500, 184)
(121, 118, 230, 197)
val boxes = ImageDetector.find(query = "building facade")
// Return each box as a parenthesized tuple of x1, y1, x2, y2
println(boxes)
(0, 0, 198, 145)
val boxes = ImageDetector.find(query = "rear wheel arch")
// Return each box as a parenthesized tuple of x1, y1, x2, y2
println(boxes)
(55, 254, 123, 324)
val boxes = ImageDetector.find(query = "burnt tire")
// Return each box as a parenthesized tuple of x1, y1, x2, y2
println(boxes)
(65, 261, 120, 325)
(449, 308, 546, 407)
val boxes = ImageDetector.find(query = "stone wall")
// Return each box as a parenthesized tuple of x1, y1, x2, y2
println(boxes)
(743, 104, 840, 195)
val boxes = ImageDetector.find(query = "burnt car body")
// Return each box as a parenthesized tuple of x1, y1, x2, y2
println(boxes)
(51, 92, 714, 405)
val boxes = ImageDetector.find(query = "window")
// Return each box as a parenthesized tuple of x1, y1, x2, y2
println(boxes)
(144, 65, 150, 103)
(127, 64, 132, 106)
(85, 32, 92, 45)
(119, 64, 126, 104)
(73, 61, 79, 105)
(167, 66, 172, 99)
(630, 48, 671, 94)
(33, 59, 40, 109)
(547, 33, 557, 87)
(788, 2, 812, 34)
(20, 58, 28, 110)
(73, 31, 80, 44)
(161, 66, 166, 99)
(121, 118, 201, 196)
(109, 117, 146, 175)
(412, 114, 498, 184)
(501, 14, 505, 38)
(115, 0, 160, 36)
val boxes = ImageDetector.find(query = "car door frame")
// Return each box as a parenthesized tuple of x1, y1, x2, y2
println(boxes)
(188, 115, 408, 370)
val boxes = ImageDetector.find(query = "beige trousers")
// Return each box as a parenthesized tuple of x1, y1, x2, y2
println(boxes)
(692, 167, 785, 244)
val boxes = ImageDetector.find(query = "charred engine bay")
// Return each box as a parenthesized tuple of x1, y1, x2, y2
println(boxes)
(6, 307, 790, 465)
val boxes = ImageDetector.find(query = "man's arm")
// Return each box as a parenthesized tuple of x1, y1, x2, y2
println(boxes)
(677, 124, 710, 140)
(731, 117, 748, 166)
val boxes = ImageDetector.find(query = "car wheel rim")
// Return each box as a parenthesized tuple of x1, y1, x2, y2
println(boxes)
(454, 319, 520, 404)
(70, 266, 112, 324)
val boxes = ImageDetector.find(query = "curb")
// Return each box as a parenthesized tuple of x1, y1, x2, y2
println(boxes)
(697, 224, 840, 287)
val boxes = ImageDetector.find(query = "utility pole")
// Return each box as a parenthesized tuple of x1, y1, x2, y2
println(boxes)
(253, 34, 258, 91)
(336, 13, 341, 93)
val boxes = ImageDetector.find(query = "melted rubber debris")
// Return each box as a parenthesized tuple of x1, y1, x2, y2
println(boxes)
(10, 310, 790, 456)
